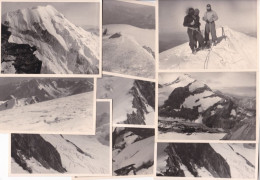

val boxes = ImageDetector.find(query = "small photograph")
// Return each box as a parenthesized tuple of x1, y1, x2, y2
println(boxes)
(157, 143, 256, 179)
(159, 0, 257, 70)
(1, 1, 100, 74)
(97, 75, 155, 125)
(103, 0, 155, 79)
(0, 77, 95, 134)
(158, 72, 256, 140)
(10, 100, 111, 175)
(113, 127, 155, 176)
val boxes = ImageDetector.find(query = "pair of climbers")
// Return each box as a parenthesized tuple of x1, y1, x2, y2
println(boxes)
(183, 4, 218, 54)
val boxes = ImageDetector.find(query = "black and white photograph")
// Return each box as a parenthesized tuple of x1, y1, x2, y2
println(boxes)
(159, 0, 257, 70)
(102, 0, 155, 79)
(113, 127, 155, 176)
(10, 100, 111, 175)
(0, 77, 95, 134)
(1, 1, 100, 74)
(158, 72, 256, 140)
(97, 75, 155, 125)
(157, 143, 256, 179)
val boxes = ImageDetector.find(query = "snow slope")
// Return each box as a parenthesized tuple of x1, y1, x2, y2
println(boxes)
(104, 24, 155, 51)
(103, 24, 155, 79)
(97, 76, 155, 125)
(11, 135, 110, 174)
(41, 135, 110, 174)
(113, 136, 154, 175)
(0, 92, 94, 134)
(210, 143, 255, 179)
(2, 5, 99, 74)
(160, 27, 257, 70)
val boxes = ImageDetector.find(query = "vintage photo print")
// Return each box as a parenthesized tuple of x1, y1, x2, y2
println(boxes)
(10, 100, 112, 176)
(158, 72, 256, 141)
(0, 77, 96, 134)
(112, 127, 155, 176)
(157, 143, 256, 179)
(102, 0, 156, 79)
(97, 74, 155, 126)
(1, 1, 101, 75)
(159, 0, 257, 70)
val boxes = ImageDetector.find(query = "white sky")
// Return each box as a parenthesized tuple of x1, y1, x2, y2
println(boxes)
(2, 2, 100, 28)
(159, 0, 257, 36)
(159, 72, 256, 89)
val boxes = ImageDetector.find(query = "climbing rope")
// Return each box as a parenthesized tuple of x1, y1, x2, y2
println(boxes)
(204, 47, 212, 69)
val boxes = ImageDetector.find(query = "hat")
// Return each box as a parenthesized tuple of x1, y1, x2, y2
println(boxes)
(207, 4, 211, 7)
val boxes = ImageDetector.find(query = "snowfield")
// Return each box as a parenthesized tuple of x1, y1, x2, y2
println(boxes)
(2, 5, 100, 74)
(182, 91, 221, 112)
(160, 27, 257, 70)
(0, 92, 94, 134)
(103, 24, 155, 79)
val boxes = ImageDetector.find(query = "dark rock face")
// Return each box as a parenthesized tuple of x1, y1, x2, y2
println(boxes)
(160, 143, 231, 178)
(143, 46, 155, 58)
(109, 33, 121, 39)
(11, 134, 66, 173)
(125, 80, 155, 125)
(159, 86, 200, 121)
(112, 128, 154, 148)
(1, 24, 42, 74)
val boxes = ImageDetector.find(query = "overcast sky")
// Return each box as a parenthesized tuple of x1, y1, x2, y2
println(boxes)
(159, 72, 256, 97)
(2, 2, 100, 28)
(159, 0, 257, 36)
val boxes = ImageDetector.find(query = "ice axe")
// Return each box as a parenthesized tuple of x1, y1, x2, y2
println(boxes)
(222, 27, 226, 41)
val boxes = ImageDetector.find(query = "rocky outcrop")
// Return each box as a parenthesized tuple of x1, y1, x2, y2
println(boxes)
(125, 80, 155, 125)
(160, 143, 231, 178)
(143, 46, 155, 58)
(11, 134, 66, 173)
(1, 24, 42, 74)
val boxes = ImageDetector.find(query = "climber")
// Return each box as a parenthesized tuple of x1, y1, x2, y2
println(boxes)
(183, 8, 197, 54)
(203, 4, 218, 47)
(193, 8, 205, 50)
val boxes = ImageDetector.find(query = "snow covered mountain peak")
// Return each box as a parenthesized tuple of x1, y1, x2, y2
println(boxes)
(3, 5, 63, 32)
(2, 5, 100, 74)
(162, 74, 196, 88)
(160, 26, 257, 70)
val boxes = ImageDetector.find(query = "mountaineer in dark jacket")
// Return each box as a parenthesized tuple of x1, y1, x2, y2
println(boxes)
(183, 8, 198, 54)
(193, 9, 205, 49)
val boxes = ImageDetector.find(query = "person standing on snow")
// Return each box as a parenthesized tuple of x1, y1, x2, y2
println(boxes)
(183, 8, 197, 54)
(193, 9, 204, 50)
(203, 4, 218, 46)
